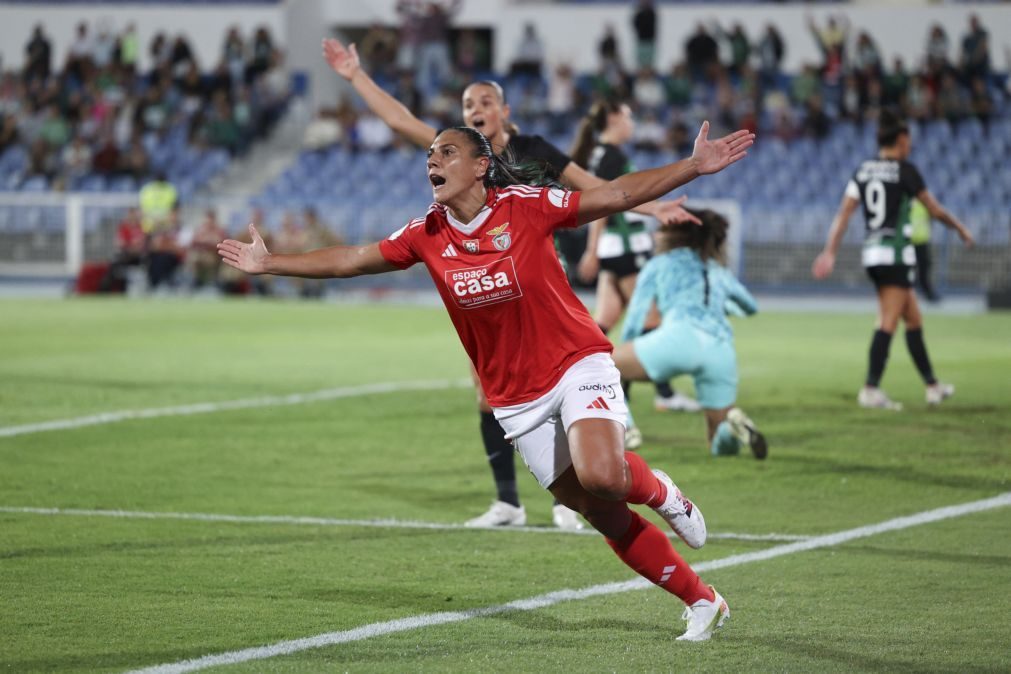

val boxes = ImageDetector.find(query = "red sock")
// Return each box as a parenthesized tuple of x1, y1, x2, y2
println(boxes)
(606, 510, 714, 606)
(624, 452, 666, 508)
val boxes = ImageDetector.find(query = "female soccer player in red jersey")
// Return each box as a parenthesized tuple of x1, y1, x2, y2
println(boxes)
(218, 122, 754, 641)
(323, 38, 699, 530)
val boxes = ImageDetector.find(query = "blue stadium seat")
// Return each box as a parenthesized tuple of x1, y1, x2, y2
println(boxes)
(20, 176, 49, 192)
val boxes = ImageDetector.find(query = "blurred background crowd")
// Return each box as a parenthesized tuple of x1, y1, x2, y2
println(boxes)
(3, 20, 290, 192)
(306, 1, 1004, 154)
(0, 0, 1007, 298)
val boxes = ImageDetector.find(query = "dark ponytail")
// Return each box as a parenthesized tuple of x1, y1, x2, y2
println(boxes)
(570, 99, 623, 169)
(655, 208, 729, 265)
(877, 108, 909, 148)
(442, 126, 561, 189)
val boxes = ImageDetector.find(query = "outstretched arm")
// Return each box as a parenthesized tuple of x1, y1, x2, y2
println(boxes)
(217, 225, 397, 279)
(811, 194, 859, 279)
(718, 268, 758, 316)
(322, 39, 437, 148)
(917, 189, 974, 247)
(561, 163, 700, 225)
(576, 121, 754, 227)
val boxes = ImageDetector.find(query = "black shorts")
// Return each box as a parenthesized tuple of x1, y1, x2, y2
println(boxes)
(599, 252, 650, 279)
(866, 265, 915, 289)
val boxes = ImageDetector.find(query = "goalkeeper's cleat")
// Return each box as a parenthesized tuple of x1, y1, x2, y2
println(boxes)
(676, 586, 730, 641)
(465, 501, 526, 527)
(858, 386, 903, 411)
(727, 407, 768, 460)
(926, 382, 954, 406)
(651, 469, 707, 548)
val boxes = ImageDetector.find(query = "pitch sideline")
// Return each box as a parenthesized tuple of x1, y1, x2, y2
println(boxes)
(0, 379, 473, 438)
(0, 504, 811, 543)
(124, 491, 1011, 674)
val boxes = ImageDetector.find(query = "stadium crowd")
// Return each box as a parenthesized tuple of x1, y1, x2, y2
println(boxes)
(3, 20, 290, 191)
(306, 3, 1005, 155)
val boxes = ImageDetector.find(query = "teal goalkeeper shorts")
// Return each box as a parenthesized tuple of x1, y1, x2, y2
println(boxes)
(632, 320, 738, 409)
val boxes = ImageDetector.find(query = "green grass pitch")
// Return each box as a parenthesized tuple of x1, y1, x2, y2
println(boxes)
(1, 298, 1009, 673)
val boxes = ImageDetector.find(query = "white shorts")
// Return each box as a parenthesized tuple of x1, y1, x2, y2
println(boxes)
(492, 353, 628, 489)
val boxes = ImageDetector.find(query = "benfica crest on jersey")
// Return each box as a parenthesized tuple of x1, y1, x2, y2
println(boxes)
(487, 222, 511, 251)
(463, 239, 480, 253)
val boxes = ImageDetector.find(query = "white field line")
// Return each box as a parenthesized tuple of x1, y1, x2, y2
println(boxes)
(0, 506, 811, 543)
(0, 379, 472, 438)
(117, 491, 1011, 674)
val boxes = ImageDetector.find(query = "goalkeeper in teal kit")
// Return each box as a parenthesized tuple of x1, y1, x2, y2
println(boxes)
(611, 209, 768, 459)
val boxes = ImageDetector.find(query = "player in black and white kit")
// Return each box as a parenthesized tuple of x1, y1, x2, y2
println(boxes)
(323, 39, 697, 530)
(812, 111, 973, 409)
(570, 101, 701, 450)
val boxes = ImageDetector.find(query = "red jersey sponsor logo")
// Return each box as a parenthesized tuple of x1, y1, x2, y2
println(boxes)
(445, 257, 523, 309)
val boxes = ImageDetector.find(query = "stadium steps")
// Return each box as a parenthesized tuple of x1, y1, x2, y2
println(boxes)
(200, 96, 310, 203)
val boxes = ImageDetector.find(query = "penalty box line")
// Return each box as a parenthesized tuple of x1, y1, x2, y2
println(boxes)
(121, 491, 1011, 674)
(0, 505, 811, 543)
(0, 379, 473, 439)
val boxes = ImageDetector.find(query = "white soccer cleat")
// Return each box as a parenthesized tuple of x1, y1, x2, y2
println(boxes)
(926, 382, 955, 406)
(858, 386, 903, 411)
(654, 391, 702, 413)
(551, 504, 585, 531)
(726, 407, 768, 460)
(650, 469, 707, 548)
(624, 425, 643, 450)
(465, 501, 526, 528)
(676, 586, 730, 642)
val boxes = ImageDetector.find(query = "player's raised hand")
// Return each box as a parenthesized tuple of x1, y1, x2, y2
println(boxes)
(692, 121, 755, 175)
(811, 251, 835, 279)
(652, 195, 702, 226)
(217, 224, 270, 275)
(322, 39, 361, 81)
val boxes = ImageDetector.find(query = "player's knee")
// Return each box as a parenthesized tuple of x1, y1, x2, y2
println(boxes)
(879, 316, 900, 333)
(577, 463, 627, 501)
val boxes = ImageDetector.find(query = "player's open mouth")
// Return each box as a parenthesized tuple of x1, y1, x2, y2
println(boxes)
(429, 174, 446, 190)
(472, 118, 485, 129)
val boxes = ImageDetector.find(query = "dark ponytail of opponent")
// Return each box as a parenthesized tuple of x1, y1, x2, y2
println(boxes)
(444, 125, 561, 189)
(570, 99, 624, 169)
(877, 108, 910, 148)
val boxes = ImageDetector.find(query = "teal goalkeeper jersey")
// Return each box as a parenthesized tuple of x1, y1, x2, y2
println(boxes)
(620, 248, 757, 343)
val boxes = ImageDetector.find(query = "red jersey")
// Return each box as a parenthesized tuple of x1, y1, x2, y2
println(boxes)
(117, 220, 146, 251)
(379, 185, 612, 407)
